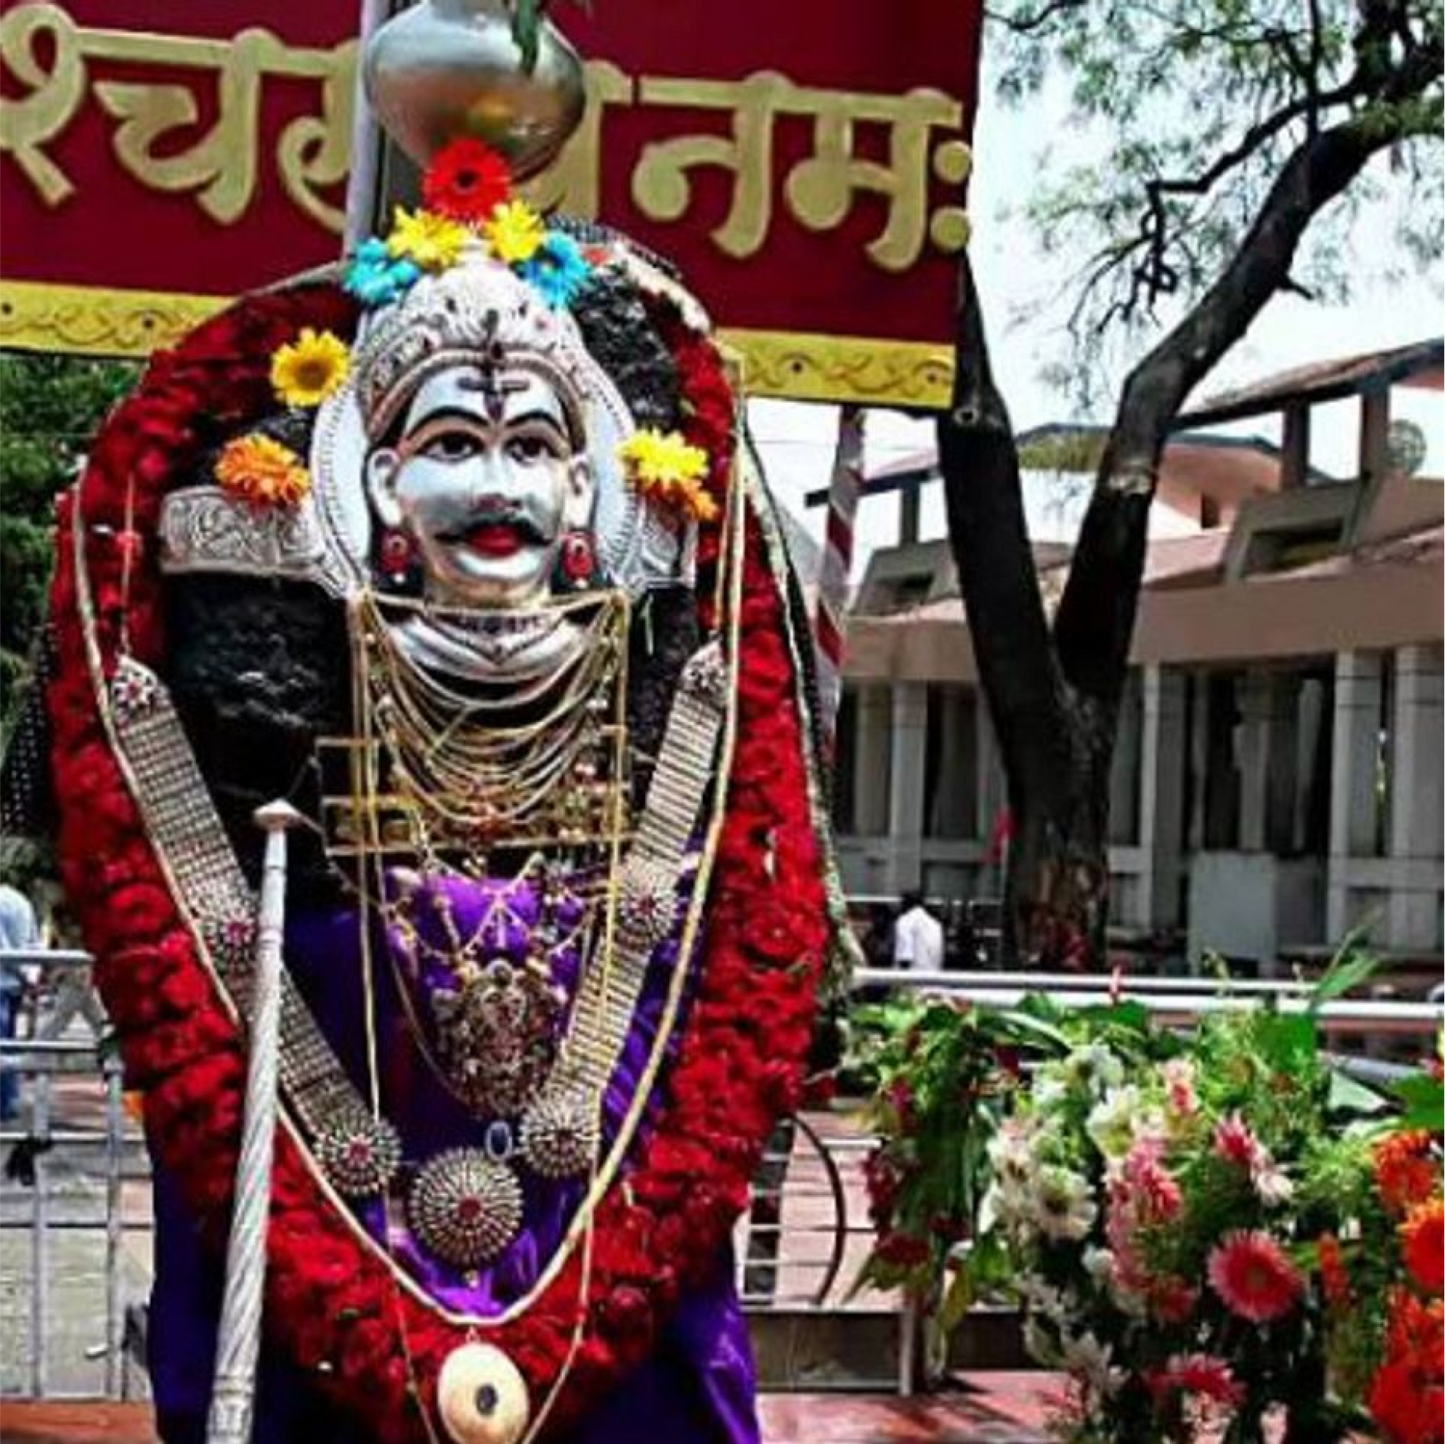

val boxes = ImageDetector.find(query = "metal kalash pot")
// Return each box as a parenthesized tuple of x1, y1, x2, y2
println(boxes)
(364, 0, 586, 176)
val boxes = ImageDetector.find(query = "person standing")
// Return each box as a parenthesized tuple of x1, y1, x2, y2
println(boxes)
(0, 883, 40, 1120)
(893, 890, 945, 973)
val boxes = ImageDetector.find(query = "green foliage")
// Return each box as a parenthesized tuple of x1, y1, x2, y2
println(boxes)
(0, 353, 135, 726)
(986, 0, 1444, 405)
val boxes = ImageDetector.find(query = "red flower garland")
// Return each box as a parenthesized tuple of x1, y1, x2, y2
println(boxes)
(47, 281, 830, 1439)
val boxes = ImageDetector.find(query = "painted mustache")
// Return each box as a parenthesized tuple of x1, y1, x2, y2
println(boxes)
(436, 499, 555, 548)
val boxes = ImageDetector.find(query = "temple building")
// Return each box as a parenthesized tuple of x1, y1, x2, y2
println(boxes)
(826, 339, 1444, 969)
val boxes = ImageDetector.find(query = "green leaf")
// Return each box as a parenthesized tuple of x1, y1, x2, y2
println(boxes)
(1326, 1069, 1392, 1117)
(1309, 936, 1381, 1011)
(1393, 1073, 1445, 1133)
(937, 1260, 975, 1334)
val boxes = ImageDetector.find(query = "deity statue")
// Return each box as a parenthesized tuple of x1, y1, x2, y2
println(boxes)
(40, 6, 845, 1443)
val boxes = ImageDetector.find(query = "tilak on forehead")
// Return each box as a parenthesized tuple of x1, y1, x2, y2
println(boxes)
(354, 263, 596, 446)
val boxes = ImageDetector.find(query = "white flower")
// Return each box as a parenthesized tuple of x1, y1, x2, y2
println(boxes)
(981, 1182, 1034, 1241)
(1031, 1070, 1070, 1110)
(987, 1117, 1041, 1190)
(1061, 1329, 1126, 1399)
(1033, 1165, 1098, 1241)
(1086, 1085, 1142, 1158)
(1064, 1043, 1125, 1097)
(1082, 1245, 1116, 1284)
(1254, 1160, 1295, 1207)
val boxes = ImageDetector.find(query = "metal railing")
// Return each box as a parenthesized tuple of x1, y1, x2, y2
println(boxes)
(0, 949, 149, 1402)
(2, 947, 1439, 1404)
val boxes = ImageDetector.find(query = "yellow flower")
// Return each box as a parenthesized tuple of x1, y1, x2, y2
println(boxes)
(215, 434, 312, 508)
(387, 205, 470, 272)
(270, 328, 350, 408)
(484, 199, 546, 264)
(619, 429, 717, 522)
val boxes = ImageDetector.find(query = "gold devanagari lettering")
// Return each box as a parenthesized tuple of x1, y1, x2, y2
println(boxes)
(632, 71, 792, 259)
(631, 70, 971, 271)
(785, 90, 972, 271)
(0, 4, 353, 232)
(0, 3, 88, 205)
(276, 40, 358, 233)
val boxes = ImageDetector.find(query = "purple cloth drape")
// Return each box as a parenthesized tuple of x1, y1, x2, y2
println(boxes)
(146, 877, 761, 1443)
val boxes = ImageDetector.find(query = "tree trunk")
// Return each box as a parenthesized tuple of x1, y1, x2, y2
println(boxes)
(938, 86, 1434, 969)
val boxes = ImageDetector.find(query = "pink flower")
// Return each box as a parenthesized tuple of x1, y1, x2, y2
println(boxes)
(1207, 1230, 1305, 1323)
(1149, 1277, 1200, 1324)
(1162, 1058, 1198, 1117)
(1124, 1139, 1183, 1220)
(1213, 1113, 1261, 1170)
(1149, 1352, 1245, 1407)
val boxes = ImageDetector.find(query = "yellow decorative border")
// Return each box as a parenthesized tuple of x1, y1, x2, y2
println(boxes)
(0, 279, 955, 408)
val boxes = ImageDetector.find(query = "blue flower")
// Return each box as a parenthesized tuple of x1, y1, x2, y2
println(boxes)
(519, 232, 593, 310)
(344, 237, 422, 307)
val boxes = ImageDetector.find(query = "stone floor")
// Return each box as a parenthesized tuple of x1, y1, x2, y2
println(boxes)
(0, 1377, 1058, 1442)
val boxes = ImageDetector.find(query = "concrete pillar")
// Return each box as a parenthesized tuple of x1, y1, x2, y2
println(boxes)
(853, 683, 892, 836)
(887, 682, 928, 894)
(1237, 672, 1300, 854)
(1281, 405, 1311, 489)
(1387, 645, 1444, 948)
(1327, 652, 1384, 939)
(1138, 665, 1187, 929)
(1187, 670, 1208, 853)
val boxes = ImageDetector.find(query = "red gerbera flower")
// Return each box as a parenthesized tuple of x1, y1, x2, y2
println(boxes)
(422, 137, 512, 224)
(1207, 1229, 1304, 1323)
(1402, 1197, 1445, 1296)
(1148, 1352, 1244, 1408)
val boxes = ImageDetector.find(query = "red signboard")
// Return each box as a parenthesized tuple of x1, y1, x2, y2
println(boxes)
(0, 0, 983, 405)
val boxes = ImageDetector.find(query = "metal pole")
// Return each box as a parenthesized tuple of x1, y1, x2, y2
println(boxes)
(342, 0, 390, 250)
(812, 404, 865, 753)
(30, 1065, 50, 1397)
(103, 1056, 124, 1398)
(206, 800, 302, 1444)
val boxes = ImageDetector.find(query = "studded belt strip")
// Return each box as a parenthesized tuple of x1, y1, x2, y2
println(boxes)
(519, 641, 727, 1174)
(109, 656, 401, 1196)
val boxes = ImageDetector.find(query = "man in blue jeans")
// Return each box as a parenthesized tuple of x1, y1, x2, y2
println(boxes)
(0, 883, 39, 1120)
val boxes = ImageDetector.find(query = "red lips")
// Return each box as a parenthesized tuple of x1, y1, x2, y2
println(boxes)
(461, 523, 523, 558)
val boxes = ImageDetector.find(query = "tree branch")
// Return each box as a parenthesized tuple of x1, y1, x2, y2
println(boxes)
(984, 0, 1088, 36)
(936, 253, 1068, 796)
(1053, 28, 1442, 704)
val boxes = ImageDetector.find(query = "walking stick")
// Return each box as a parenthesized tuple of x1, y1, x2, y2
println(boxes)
(206, 799, 302, 1444)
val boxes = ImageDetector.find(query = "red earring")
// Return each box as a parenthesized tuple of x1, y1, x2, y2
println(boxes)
(379, 528, 417, 586)
(559, 531, 595, 587)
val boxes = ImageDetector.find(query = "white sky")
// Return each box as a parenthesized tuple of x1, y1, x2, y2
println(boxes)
(751, 56, 1445, 568)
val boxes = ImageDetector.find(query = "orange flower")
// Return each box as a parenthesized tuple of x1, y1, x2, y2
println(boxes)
(215, 434, 311, 508)
(1375, 1130, 1439, 1215)
(1316, 1233, 1351, 1307)
(1403, 1198, 1445, 1296)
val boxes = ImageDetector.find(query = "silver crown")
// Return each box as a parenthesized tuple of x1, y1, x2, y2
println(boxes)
(352, 244, 596, 442)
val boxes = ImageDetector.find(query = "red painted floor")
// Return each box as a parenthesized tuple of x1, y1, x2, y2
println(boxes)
(0, 1378, 1058, 1442)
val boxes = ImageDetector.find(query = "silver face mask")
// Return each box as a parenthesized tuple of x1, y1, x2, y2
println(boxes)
(366, 365, 594, 609)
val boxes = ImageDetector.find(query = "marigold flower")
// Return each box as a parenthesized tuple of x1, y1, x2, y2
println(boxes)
(215, 434, 311, 508)
(387, 206, 470, 272)
(1403, 1197, 1445, 1295)
(484, 198, 547, 264)
(269, 328, 350, 408)
(619, 429, 718, 522)
(1376, 1130, 1439, 1215)
(1206, 1229, 1304, 1324)
(422, 137, 512, 224)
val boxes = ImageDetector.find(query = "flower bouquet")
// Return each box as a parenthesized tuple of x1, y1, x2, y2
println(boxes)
(856, 958, 1444, 1443)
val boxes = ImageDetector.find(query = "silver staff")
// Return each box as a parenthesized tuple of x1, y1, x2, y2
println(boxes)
(207, 799, 302, 1444)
